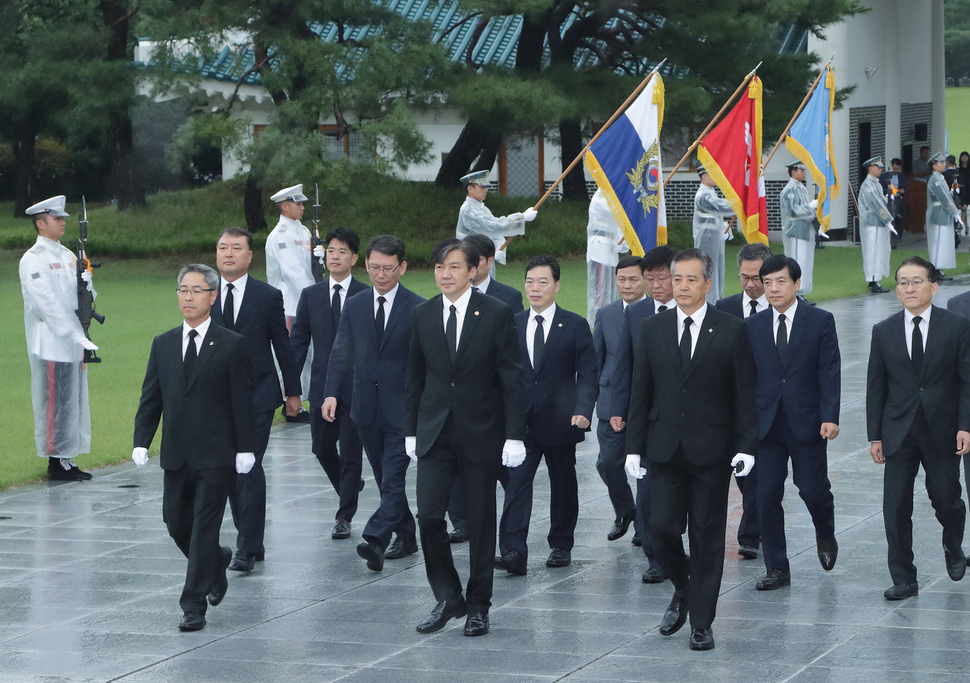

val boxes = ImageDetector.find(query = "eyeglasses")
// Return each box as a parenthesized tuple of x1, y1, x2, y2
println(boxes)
(177, 287, 214, 296)
(896, 279, 926, 289)
(366, 263, 401, 275)
(739, 275, 763, 284)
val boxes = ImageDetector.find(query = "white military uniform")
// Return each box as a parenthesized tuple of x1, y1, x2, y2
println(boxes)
(265, 215, 314, 318)
(455, 197, 525, 277)
(779, 177, 817, 295)
(586, 189, 629, 324)
(858, 174, 893, 282)
(926, 170, 960, 270)
(19, 235, 93, 459)
(693, 183, 735, 303)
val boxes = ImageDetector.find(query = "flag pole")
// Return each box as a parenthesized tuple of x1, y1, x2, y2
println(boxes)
(663, 62, 762, 187)
(497, 58, 667, 252)
(762, 55, 836, 170)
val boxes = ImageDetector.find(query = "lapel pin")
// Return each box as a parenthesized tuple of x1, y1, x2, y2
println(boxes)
(209, 341, 214, 345)
(708, 328, 713, 333)
(474, 310, 480, 316)
(558, 323, 563, 327)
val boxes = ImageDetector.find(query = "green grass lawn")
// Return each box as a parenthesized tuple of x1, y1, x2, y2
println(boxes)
(947, 86, 970, 157)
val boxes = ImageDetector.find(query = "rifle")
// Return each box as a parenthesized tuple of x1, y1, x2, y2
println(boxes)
(310, 183, 325, 282)
(76, 197, 104, 363)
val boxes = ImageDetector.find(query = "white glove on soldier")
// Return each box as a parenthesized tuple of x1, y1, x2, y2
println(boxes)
(80, 338, 99, 351)
(809, 199, 818, 210)
(131, 447, 149, 467)
(625, 454, 646, 479)
(236, 452, 256, 474)
(502, 439, 526, 467)
(731, 453, 755, 477)
(523, 207, 538, 222)
(405, 436, 417, 462)
(81, 269, 93, 290)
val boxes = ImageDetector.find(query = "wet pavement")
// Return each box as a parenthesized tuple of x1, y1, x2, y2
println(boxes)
(3, 280, 970, 682)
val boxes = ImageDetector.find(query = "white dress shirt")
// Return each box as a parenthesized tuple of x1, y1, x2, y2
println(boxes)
(441, 286, 473, 351)
(904, 306, 931, 358)
(329, 273, 352, 311)
(474, 274, 492, 294)
(652, 298, 674, 314)
(742, 292, 768, 318)
(772, 300, 798, 344)
(220, 273, 248, 322)
(526, 303, 557, 365)
(374, 283, 400, 330)
(621, 295, 647, 311)
(676, 303, 707, 358)
(182, 317, 211, 359)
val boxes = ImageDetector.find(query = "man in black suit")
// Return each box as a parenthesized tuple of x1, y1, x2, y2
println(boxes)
(592, 255, 645, 544)
(625, 248, 757, 651)
(290, 227, 368, 541)
(746, 255, 840, 591)
(611, 245, 676, 583)
(946, 289, 970, 554)
(324, 235, 423, 570)
(404, 237, 525, 637)
(209, 227, 302, 572)
(715, 242, 773, 561)
(132, 264, 255, 632)
(495, 255, 597, 574)
(867, 256, 970, 600)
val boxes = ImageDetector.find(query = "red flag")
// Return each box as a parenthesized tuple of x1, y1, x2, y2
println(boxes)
(697, 76, 768, 244)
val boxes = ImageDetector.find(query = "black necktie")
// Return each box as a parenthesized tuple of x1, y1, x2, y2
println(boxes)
(679, 316, 693, 368)
(184, 329, 198, 380)
(533, 314, 545, 369)
(331, 283, 342, 329)
(376, 296, 386, 344)
(777, 313, 789, 363)
(224, 283, 235, 331)
(749, 300, 758, 318)
(658, 304, 667, 312)
(912, 316, 924, 374)
(446, 305, 458, 364)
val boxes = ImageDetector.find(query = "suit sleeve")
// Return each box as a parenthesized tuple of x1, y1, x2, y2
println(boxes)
(290, 287, 312, 370)
(324, 311, 354, 400)
(495, 305, 526, 440)
(731, 324, 759, 456)
(624, 324, 653, 456)
(610, 314, 633, 419)
(593, 308, 607, 377)
(230, 337, 255, 453)
(133, 337, 163, 449)
(573, 321, 598, 420)
(270, 287, 302, 397)
(403, 308, 426, 437)
(817, 313, 842, 425)
(956, 316, 970, 433)
(510, 289, 525, 314)
(866, 326, 888, 442)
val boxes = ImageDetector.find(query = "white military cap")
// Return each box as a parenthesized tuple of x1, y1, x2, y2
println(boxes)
(25, 195, 70, 217)
(787, 161, 806, 171)
(695, 165, 708, 177)
(270, 184, 308, 203)
(863, 156, 884, 169)
(928, 152, 946, 164)
(460, 170, 490, 186)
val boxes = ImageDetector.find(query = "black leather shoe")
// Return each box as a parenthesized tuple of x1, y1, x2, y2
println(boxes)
(607, 511, 636, 541)
(939, 272, 954, 282)
(384, 536, 418, 560)
(546, 548, 571, 568)
(756, 568, 791, 591)
(416, 596, 467, 634)
(331, 519, 351, 540)
(179, 612, 206, 631)
(689, 627, 715, 650)
(494, 551, 527, 576)
(642, 566, 666, 584)
(631, 531, 642, 547)
(357, 540, 384, 571)
(659, 592, 687, 636)
(208, 546, 232, 606)
(228, 549, 256, 573)
(449, 528, 469, 544)
(817, 537, 838, 571)
(945, 547, 967, 581)
(48, 458, 93, 481)
(797, 295, 817, 307)
(284, 407, 311, 423)
(464, 610, 489, 636)
(869, 282, 889, 293)
(884, 582, 918, 600)
(738, 544, 759, 560)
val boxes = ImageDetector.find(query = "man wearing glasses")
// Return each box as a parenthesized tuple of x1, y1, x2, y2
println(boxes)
(323, 235, 425, 571)
(867, 256, 970, 601)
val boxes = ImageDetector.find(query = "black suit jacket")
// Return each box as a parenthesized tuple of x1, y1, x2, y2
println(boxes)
(947, 290, 970, 319)
(289, 276, 368, 407)
(325, 285, 424, 429)
(211, 277, 301, 414)
(626, 307, 758, 466)
(715, 293, 743, 319)
(611, 297, 667, 419)
(483, 278, 524, 313)
(746, 305, 841, 442)
(867, 306, 970, 457)
(404, 290, 525, 461)
(133, 323, 254, 470)
(515, 307, 597, 446)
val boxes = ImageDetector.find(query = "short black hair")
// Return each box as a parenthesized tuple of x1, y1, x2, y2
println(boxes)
(737, 243, 773, 267)
(431, 237, 479, 268)
(325, 227, 360, 254)
(947, 154, 956, 165)
(218, 226, 253, 251)
(759, 254, 801, 281)
(672, 248, 713, 281)
(920, 145, 930, 151)
(463, 232, 495, 259)
(366, 235, 405, 262)
(525, 254, 560, 281)
(895, 255, 938, 283)
(616, 255, 643, 272)
(891, 157, 903, 166)
(641, 245, 676, 273)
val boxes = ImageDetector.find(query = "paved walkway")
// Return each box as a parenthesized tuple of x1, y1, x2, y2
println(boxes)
(3, 281, 970, 682)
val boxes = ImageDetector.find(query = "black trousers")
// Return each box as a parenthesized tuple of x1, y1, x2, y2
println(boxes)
(359, 405, 416, 548)
(733, 462, 761, 549)
(228, 408, 274, 555)
(650, 447, 731, 631)
(310, 401, 364, 522)
(595, 419, 636, 521)
(163, 463, 234, 616)
(416, 415, 498, 612)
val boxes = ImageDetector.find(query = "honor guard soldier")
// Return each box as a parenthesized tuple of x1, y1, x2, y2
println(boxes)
(926, 152, 964, 280)
(266, 183, 314, 421)
(455, 170, 537, 278)
(692, 167, 736, 304)
(859, 157, 894, 293)
(779, 162, 818, 301)
(20, 195, 99, 481)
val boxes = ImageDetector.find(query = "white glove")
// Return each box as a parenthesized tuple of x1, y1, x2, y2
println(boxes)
(131, 447, 149, 467)
(236, 452, 256, 474)
(731, 453, 755, 477)
(818, 228, 830, 239)
(625, 454, 646, 479)
(502, 439, 526, 467)
(405, 436, 417, 462)
(523, 207, 538, 222)
(81, 269, 93, 290)
(887, 223, 898, 236)
(312, 244, 325, 263)
(80, 338, 99, 351)
(809, 199, 818, 210)
(723, 229, 733, 242)
(958, 217, 966, 229)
